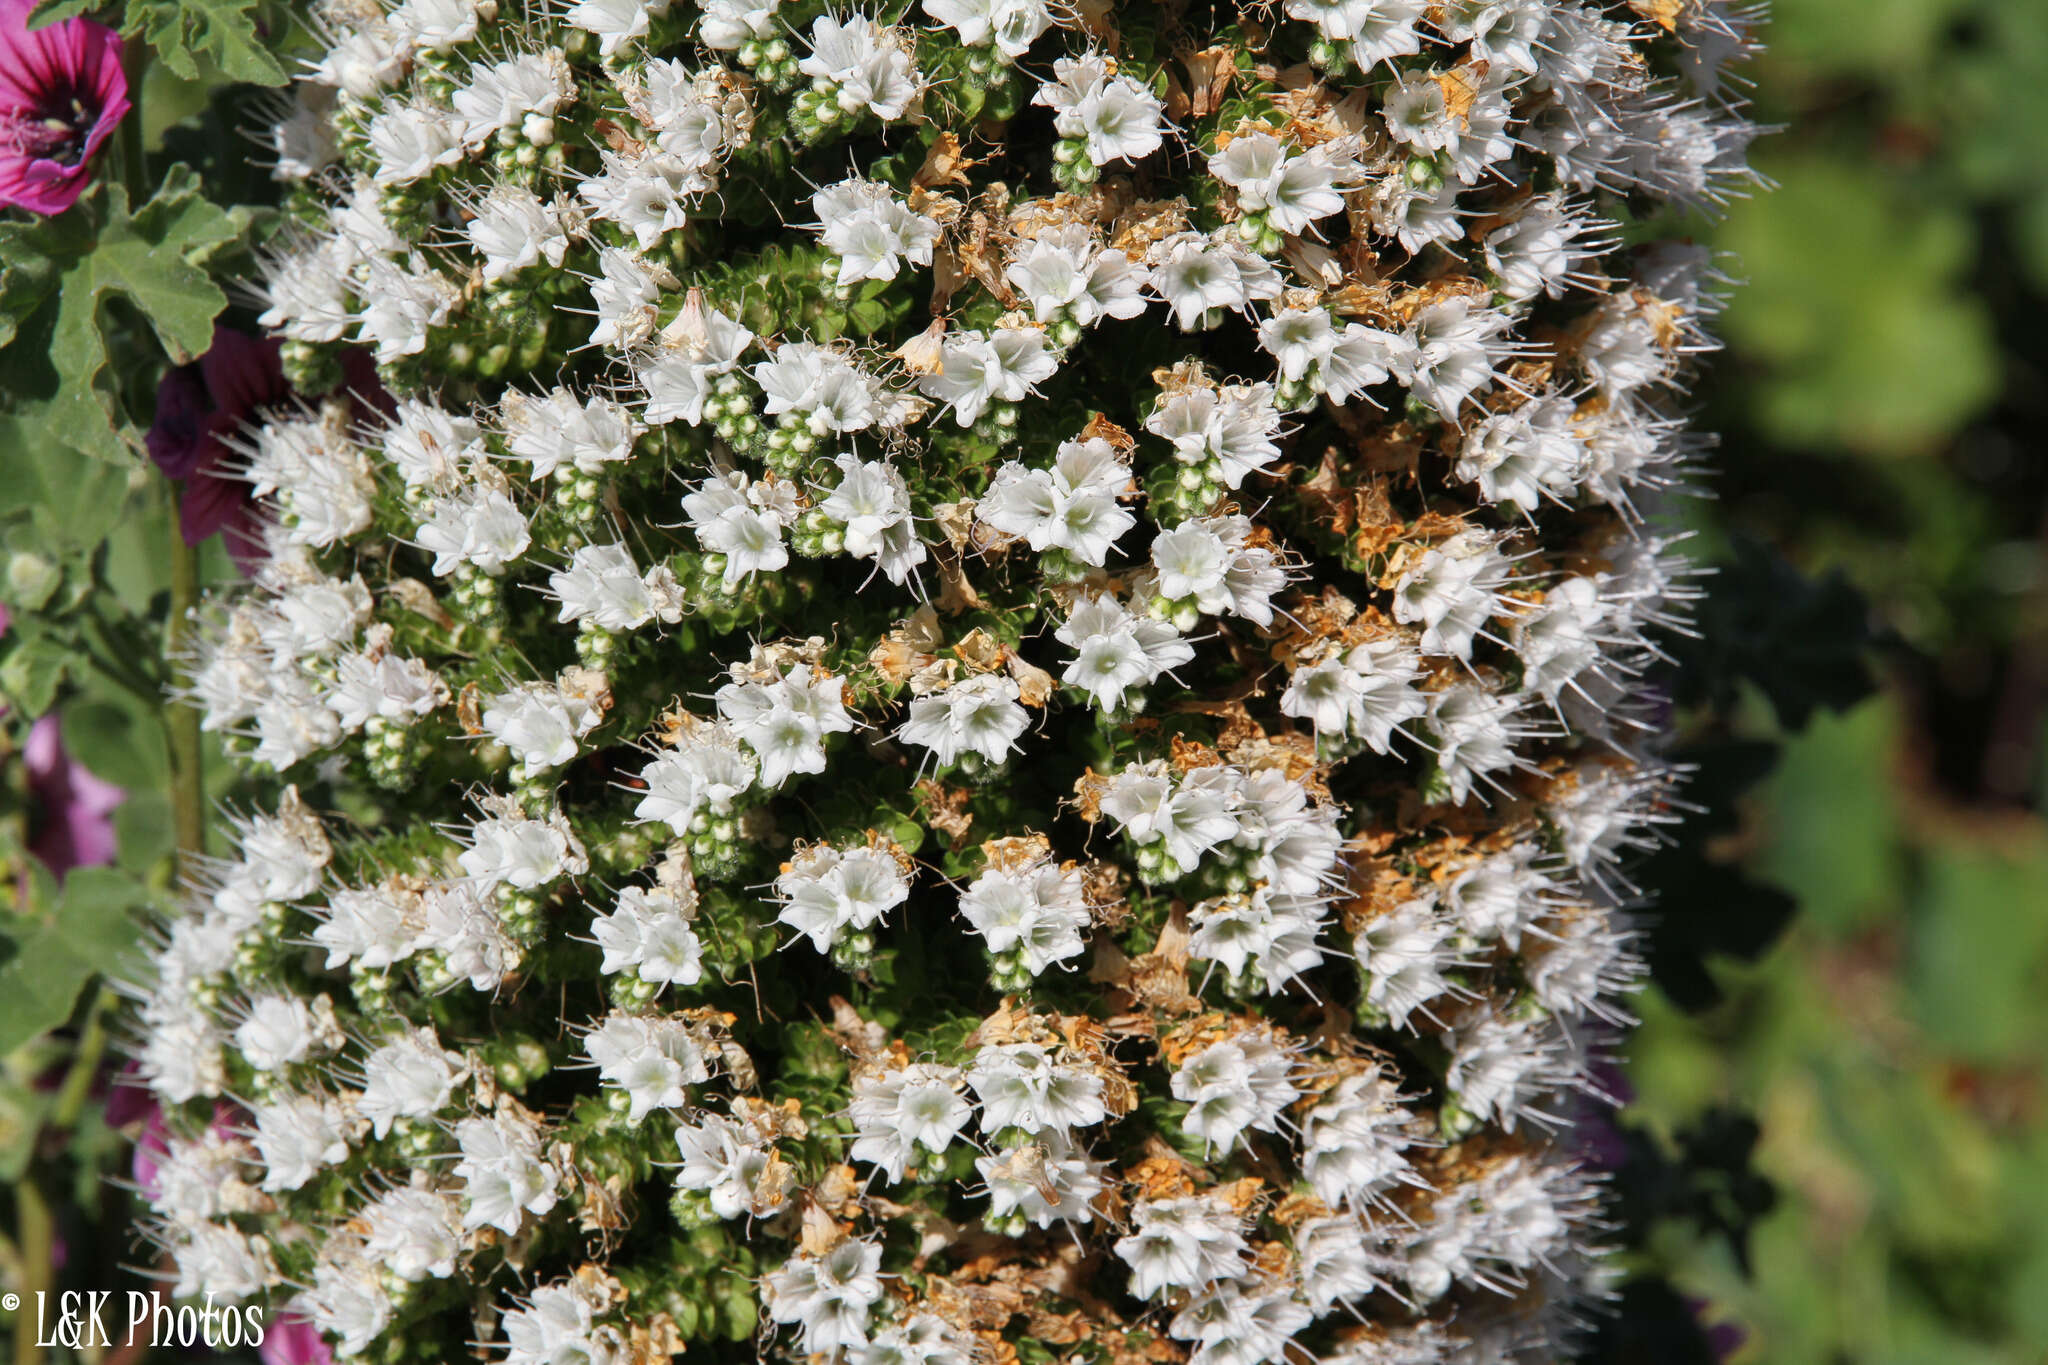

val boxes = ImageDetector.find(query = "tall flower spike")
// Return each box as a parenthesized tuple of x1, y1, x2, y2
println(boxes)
(131, 3, 1762, 1360)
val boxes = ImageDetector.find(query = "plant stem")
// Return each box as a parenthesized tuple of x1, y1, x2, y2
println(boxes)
(13, 1180, 50, 1365)
(165, 481, 205, 876)
(51, 986, 111, 1133)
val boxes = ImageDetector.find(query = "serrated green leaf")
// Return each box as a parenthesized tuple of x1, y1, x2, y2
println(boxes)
(124, 0, 287, 85)
(25, 0, 97, 27)
(1, 168, 239, 464)
(0, 866, 145, 1055)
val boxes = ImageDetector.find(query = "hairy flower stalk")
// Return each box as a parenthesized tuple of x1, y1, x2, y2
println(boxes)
(123, 0, 1761, 1361)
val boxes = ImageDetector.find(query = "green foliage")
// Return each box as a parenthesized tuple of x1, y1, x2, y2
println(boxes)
(0, 166, 242, 463)
(0, 867, 146, 1054)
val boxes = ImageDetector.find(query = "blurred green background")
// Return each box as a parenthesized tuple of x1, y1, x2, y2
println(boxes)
(7, 1, 2045, 1360)
(1618, 0, 2048, 1361)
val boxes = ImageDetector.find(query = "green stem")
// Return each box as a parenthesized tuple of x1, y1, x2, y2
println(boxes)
(51, 986, 111, 1132)
(165, 482, 205, 875)
(13, 1180, 50, 1365)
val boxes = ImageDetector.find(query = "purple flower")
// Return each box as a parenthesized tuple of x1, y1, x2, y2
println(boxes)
(23, 711, 123, 879)
(259, 1311, 336, 1365)
(147, 326, 291, 572)
(147, 326, 388, 574)
(0, 0, 129, 216)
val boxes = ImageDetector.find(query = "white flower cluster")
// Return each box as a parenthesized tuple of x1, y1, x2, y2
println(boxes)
(135, 0, 1764, 1360)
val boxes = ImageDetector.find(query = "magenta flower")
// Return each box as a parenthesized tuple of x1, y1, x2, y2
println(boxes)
(147, 327, 388, 574)
(259, 1311, 336, 1365)
(0, 0, 129, 216)
(23, 712, 124, 877)
(147, 325, 292, 571)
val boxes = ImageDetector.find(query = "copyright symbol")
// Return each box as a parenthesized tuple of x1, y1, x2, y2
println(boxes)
(2, 1294, 18, 1311)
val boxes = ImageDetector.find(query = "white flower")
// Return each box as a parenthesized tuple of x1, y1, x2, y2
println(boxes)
(588, 246, 663, 349)
(1113, 1194, 1248, 1300)
(697, 0, 780, 48)
(849, 1062, 973, 1180)
(639, 296, 755, 426)
(1354, 896, 1465, 1028)
(169, 1222, 275, 1302)
(579, 148, 707, 251)
(366, 103, 462, 187)
(798, 16, 921, 121)
(958, 854, 1092, 974)
(1004, 224, 1149, 327)
(977, 436, 1135, 565)
(565, 0, 669, 55)
(452, 52, 571, 148)
(1167, 1277, 1311, 1365)
(250, 1091, 353, 1193)
(415, 483, 530, 576)
(234, 993, 337, 1072)
(819, 453, 926, 586)
(1391, 530, 1513, 661)
(382, 398, 483, 490)
(1300, 1068, 1424, 1211)
(1144, 383, 1286, 488)
(1146, 232, 1284, 329)
(754, 341, 898, 434)
(592, 884, 705, 987)
(896, 673, 1030, 767)
(481, 681, 604, 773)
(812, 177, 940, 286)
(1148, 514, 1288, 625)
(1279, 637, 1427, 752)
(415, 879, 520, 991)
(304, 1242, 392, 1354)
(967, 1042, 1105, 1137)
(389, 0, 478, 51)
(1441, 1005, 1570, 1132)
(852, 1314, 975, 1365)
(916, 325, 1058, 426)
(1455, 395, 1586, 515)
(1398, 295, 1514, 417)
(763, 1240, 885, 1355)
(1170, 1030, 1299, 1154)
(358, 1028, 467, 1138)
(1427, 682, 1532, 805)
(584, 1012, 712, 1123)
(633, 719, 758, 831)
(502, 387, 638, 479)
(715, 659, 856, 789)
(1211, 132, 1362, 236)
(313, 883, 422, 971)
(923, 0, 1053, 59)
(1099, 761, 1242, 871)
(674, 1109, 787, 1220)
(361, 1182, 462, 1282)
(549, 542, 684, 632)
(976, 1132, 1105, 1227)
(499, 1280, 612, 1365)
(458, 810, 588, 891)
(453, 1109, 559, 1235)
(1186, 887, 1328, 994)
(1053, 593, 1192, 709)
(1034, 52, 1165, 165)
(774, 841, 910, 953)
(1512, 574, 1612, 701)
(681, 468, 795, 586)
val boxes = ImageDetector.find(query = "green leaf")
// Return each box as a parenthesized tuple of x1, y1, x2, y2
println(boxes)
(0, 168, 239, 464)
(0, 629, 70, 715)
(0, 866, 147, 1055)
(61, 698, 168, 792)
(123, 0, 288, 85)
